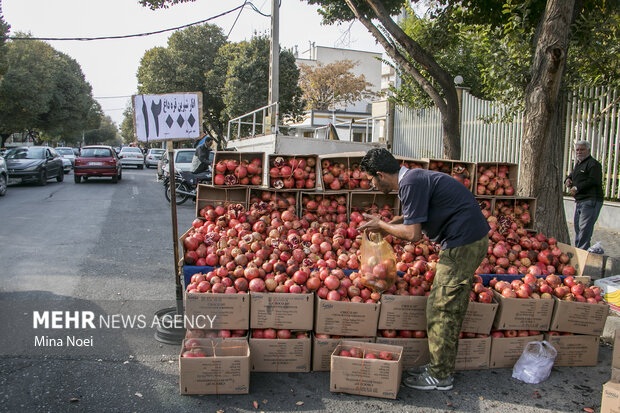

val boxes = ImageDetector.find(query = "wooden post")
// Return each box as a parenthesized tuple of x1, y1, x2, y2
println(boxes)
(167, 140, 183, 315)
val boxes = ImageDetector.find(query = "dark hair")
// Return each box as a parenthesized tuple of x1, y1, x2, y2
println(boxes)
(360, 148, 400, 177)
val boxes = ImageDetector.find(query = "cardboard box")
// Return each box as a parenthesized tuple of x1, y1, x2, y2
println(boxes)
(375, 337, 430, 369)
(266, 154, 319, 190)
(462, 300, 499, 335)
(455, 337, 491, 370)
(212, 151, 266, 186)
(312, 334, 374, 372)
(601, 381, 620, 413)
(249, 335, 311, 372)
(558, 242, 605, 279)
(314, 296, 380, 337)
(195, 185, 249, 218)
(330, 341, 403, 399)
(377, 295, 427, 330)
(548, 297, 609, 335)
(489, 334, 544, 368)
(179, 339, 250, 395)
(544, 334, 600, 367)
(613, 330, 620, 369)
(184, 292, 250, 330)
(492, 291, 554, 330)
(595, 276, 620, 313)
(423, 158, 475, 192)
(250, 292, 313, 330)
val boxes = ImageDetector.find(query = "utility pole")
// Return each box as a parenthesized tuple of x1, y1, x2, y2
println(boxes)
(267, 0, 279, 134)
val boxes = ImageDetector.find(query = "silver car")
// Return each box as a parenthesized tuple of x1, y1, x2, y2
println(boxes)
(0, 156, 7, 196)
(55, 147, 76, 173)
(118, 147, 144, 169)
(145, 148, 165, 168)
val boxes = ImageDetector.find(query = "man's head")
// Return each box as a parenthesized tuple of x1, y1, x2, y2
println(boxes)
(575, 140, 591, 162)
(360, 148, 400, 194)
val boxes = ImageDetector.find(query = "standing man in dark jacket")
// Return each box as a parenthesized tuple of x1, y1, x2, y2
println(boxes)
(359, 148, 489, 391)
(565, 140, 604, 250)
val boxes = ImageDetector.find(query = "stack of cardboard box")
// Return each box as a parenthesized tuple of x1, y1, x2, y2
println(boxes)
(601, 330, 620, 413)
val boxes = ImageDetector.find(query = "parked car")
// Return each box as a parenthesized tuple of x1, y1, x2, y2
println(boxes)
(4, 146, 64, 186)
(118, 147, 144, 169)
(161, 149, 198, 177)
(74, 145, 122, 184)
(0, 156, 7, 196)
(145, 148, 165, 169)
(55, 147, 76, 173)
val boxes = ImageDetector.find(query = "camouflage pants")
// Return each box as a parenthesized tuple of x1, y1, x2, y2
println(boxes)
(427, 236, 488, 379)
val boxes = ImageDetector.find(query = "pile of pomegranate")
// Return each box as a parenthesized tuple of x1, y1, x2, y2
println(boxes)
(379, 329, 427, 338)
(269, 156, 317, 190)
(249, 190, 296, 211)
(301, 193, 348, 224)
(350, 201, 397, 230)
(489, 330, 542, 338)
(492, 199, 532, 229)
(251, 329, 308, 339)
(214, 157, 262, 186)
(321, 159, 372, 190)
(428, 160, 472, 189)
(400, 160, 425, 169)
(488, 273, 605, 303)
(476, 164, 515, 196)
(337, 347, 398, 360)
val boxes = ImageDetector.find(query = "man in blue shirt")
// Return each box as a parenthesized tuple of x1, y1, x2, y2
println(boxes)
(360, 148, 489, 391)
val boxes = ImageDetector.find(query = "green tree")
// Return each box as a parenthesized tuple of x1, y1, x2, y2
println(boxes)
(299, 59, 375, 110)
(120, 104, 135, 144)
(0, 6, 10, 80)
(84, 115, 120, 146)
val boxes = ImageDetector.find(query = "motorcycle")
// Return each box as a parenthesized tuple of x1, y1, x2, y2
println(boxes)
(163, 169, 211, 205)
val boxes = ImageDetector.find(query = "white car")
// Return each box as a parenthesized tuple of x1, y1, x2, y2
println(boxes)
(55, 147, 76, 173)
(161, 149, 196, 176)
(118, 147, 144, 169)
(145, 148, 165, 168)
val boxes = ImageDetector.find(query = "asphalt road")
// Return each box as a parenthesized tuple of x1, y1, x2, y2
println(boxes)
(0, 168, 612, 413)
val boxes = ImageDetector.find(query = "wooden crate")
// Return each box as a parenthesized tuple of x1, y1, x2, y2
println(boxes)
(195, 185, 249, 218)
(393, 155, 428, 170)
(492, 197, 536, 230)
(266, 154, 319, 191)
(318, 152, 373, 191)
(474, 162, 519, 197)
(299, 191, 349, 224)
(212, 151, 265, 187)
(422, 158, 475, 192)
(349, 192, 400, 223)
(248, 188, 299, 212)
(475, 196, 495, 221)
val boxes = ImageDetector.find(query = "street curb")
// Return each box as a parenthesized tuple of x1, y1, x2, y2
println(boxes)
(605, 257, 620, 278)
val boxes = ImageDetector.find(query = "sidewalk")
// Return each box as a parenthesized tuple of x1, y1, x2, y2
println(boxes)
(566, 224, 620, 278)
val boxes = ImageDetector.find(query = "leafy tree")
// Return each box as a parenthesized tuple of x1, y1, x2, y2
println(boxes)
(0, 34, 100, 147)
(120, 104, 135, 144)
(84, 115, 120, 146)
(0, 6, 10, 79)
(299, 59, 375, 110)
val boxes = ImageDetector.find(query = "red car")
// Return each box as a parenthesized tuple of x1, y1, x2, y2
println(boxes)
(74, 145, 122, 184)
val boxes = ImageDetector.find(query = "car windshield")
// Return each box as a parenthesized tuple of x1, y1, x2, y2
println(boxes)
(175, 151, 194, 164)
(121, 148, 142, 153)
(5, 147, 45, 160)
(150, 149, 164, 155)
(80, 148, 112, 158)
(56, 148, 74, 156)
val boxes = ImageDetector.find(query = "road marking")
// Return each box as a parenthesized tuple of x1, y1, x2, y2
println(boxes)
(132, 186, 139, 196)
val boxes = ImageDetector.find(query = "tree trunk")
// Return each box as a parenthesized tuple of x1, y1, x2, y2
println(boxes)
(518, 0, 575, 241)
(1, 133, 10, 148)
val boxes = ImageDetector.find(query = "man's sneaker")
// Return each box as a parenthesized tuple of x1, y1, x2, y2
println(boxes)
(406, 364, 429, 376)
(403, 370, 453, 391)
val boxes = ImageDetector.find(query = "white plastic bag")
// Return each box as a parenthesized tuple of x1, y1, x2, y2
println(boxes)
(512, 341, 557, 384)
(588, 241, 604, 255)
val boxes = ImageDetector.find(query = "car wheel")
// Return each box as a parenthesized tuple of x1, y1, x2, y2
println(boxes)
(74, 175, 81, 184)
(56, 169, 64, 182)
(38, 169, 47, 186)
(118, 169, 122, 180)
(0, 173, 7, 196)
(111, 173, 118, 184)
(138, 164, 144, 170)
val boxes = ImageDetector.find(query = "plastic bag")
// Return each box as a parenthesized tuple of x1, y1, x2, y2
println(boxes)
(512, 341, 557, 384)
(359, 230, 397, 293)
(588, 241, 604, 255)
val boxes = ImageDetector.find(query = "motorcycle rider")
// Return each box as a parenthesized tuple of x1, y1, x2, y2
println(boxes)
(191, 134, 213, 174)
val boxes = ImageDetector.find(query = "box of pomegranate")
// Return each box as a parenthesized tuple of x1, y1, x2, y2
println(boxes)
(179, 338, 250, 395)
(330, 341, 403, 399)
(266, 154, 319, 190)
(544, 333, 600, 367)
(314, 296, 380, 337)
(492, 291, 554, 331)
(375, 335, 430, 369)
(558, 241, 605, 278)
(489, 332, 544, 368)
(548, 296, 609, 335)
(250, 292, 314, 330)
(212, 151, 265, 187)
(461, 299, 499, 335)
(249, 329, 311, 372)
(377, 294, 427, 331)
(601, 381, 620, 413)
(455, 336, 491, 370)
(184, 291, 250, 330)
(312, 334, 375, 372)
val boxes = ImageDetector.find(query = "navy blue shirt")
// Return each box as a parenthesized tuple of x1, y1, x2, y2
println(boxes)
(399, 168, 489, 250)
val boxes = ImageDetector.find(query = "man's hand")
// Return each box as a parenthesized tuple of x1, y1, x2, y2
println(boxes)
(359, 214, 385, 235)
(570, 186, 578, 196)
(565, 178, 572, 188)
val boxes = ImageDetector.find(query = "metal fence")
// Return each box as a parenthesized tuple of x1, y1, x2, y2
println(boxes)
(393, 86, 620, 200)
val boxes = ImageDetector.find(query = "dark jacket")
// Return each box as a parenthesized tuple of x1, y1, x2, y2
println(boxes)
(566, 155, 604, 201)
